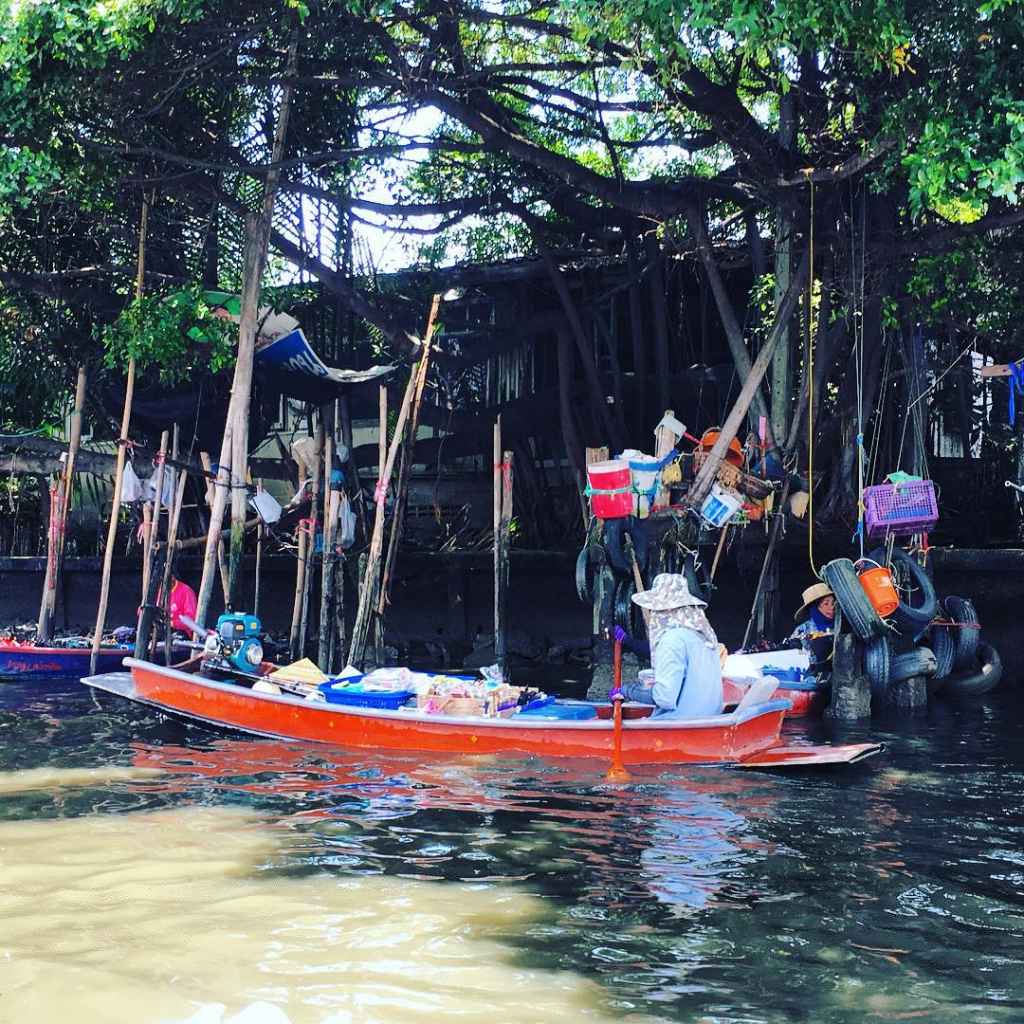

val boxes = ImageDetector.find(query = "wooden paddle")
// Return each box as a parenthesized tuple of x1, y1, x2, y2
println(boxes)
(606, 637, 631, 782)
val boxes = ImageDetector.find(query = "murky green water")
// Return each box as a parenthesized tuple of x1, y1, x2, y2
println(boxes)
(1, 677, 1022, 1023)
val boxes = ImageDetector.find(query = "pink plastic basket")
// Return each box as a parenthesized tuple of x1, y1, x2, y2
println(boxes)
(863, 480, 938, 540)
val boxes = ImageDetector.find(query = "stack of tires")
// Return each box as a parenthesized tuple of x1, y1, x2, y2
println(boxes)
(821, 550, 1002, 705)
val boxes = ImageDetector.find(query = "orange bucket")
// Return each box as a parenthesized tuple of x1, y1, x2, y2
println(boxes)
(699, 429, 744, 468)
(858, 563, 899, 618)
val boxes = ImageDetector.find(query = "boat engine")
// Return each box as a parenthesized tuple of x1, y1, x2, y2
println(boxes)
(203, 613, 264, 674)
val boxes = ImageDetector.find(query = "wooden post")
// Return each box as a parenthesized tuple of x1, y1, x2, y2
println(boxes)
(199, 447, 230, 606)
(37, 480, 63, 642)
(288, 461, 309, 660)
(91, 197, 148, 674)
(493, 418, 502, 666)
(298, 419, 324, 658)
(254, 479, 264, 620)
(195, 30, 297, 631)
(379, 293, 442, 613)
(347, 358, 425, 668)
(318, 431, 336, 669)
(159, 425, 186, 664)
(138, 431, 168, 619)
(653, 408, 675, 510)
(494, 446, 514, 678)
(38, 365, 86, 642)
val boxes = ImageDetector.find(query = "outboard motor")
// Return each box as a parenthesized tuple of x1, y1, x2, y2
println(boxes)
(203, 613, 264, 674)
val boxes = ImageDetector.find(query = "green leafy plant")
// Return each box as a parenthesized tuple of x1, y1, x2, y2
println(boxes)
(102, 286, 236, 385)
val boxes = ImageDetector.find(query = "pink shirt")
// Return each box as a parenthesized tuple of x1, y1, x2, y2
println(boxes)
(169, 581, 198, 632)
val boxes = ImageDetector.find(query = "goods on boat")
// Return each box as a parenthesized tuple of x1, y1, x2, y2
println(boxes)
(81, 655, 882, 768)
(723, 649, 828, 717)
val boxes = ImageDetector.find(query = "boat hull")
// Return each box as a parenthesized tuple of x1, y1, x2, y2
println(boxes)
(0, 642, 128, 679)
(82, 660, 881, 768)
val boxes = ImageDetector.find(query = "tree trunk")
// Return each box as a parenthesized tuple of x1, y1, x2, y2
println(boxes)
(686, 203, 774, 444)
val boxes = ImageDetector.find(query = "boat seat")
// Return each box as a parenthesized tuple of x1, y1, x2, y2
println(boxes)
(733, 676, 779, 712)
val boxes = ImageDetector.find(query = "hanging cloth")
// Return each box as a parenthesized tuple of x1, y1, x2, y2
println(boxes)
(1008, 360, 1024, 424)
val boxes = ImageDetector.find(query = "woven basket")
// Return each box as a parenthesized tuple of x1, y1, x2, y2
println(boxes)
(716, 462, 742, 489)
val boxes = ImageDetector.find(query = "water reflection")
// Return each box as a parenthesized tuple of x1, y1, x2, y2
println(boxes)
(1, 677, 1023, 1022)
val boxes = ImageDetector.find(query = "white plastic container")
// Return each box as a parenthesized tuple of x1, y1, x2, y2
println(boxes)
(700, 483, 742, 528)
(627, 453, 661, 518)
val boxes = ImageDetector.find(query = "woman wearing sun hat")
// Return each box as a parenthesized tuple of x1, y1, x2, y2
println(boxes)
(791, 582, 836, 639)
(619, 574, 724, 718)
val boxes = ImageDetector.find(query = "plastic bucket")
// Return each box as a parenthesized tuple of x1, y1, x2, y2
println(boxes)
(700, 484, 743, 528)
(587, 459, 633, 519)
(858, 562, 899, 618)
(699, 429, 744, 468)
(628, 454, 660, 518)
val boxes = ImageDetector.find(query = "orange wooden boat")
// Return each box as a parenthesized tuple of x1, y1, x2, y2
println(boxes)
(81, 659, 881, 769)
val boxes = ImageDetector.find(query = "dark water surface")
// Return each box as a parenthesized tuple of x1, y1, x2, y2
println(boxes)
(1, 677, 1022, 1023)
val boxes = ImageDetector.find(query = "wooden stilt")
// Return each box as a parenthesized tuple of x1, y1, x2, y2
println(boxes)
(298, 419, 324, 659)
(159, 425, 185, 664)
(496, 448, 513, 678)
(288, 460, 309, 660)
(91, 198, 148, 674)
(254, 478, 264, 620)
(348, 355, 426, 668)
(38, 365, 86, 642)
(318, 431, 336, 668)
(379, 293, 441, 613)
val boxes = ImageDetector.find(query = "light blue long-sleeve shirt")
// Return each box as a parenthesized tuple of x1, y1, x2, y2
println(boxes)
(624, 626, 724, 719)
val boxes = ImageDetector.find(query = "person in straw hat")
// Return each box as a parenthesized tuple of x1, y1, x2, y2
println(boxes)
(619, 574, 724, 719)
(791, 582, 836, 641)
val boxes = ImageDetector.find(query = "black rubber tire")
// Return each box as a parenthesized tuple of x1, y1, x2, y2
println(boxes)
(575, 546, 591, 602)
(822, 559, 887, 640)
(945, 641, 1003, 697)
(869, 547, 938, 636)
(928, 613, 955, 695)
(684, 552, 707, 605)
(602, 516, 631, 576)
(864, 635, 891, 700)
(890, 646, 937, 683)
(946, 596, 980, 671)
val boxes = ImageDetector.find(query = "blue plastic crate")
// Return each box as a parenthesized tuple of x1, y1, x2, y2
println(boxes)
(318, 683, 416, 710)
(518, 701, 596, 720)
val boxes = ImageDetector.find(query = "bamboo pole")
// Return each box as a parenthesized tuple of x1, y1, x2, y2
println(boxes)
(140, 431, 169, 613)
(317, 431, 335, 668)
(36, 480, 63, 642)
(378, 293, 442, 613)
(298, 419, 324, 658)
(288, 462, 309, 659)
(495, 446, 514, 678)
(492, 418, 501, 665)
(91, 198, 148, 674)
(158, 424, 185, 663)
(254, 478, 264, 620)
(195, 31, 297, 629)
(199, 447, 230, 605)
(347, 360, 424, 667)
(38, 366, 86, 642)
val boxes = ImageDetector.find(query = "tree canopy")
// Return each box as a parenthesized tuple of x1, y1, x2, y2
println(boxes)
(1, 0, 1022, 516)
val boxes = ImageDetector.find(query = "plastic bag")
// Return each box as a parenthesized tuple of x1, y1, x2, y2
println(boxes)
(337, 492, 356, 549)
(121, 462, 143, 504)
(143, 467, 175, 506)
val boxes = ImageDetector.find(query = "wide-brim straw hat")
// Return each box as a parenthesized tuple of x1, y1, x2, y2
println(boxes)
(631, 573, 707, 612)
(794, 582, 834, 624)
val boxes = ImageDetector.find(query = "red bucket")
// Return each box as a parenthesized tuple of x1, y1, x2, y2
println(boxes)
(587, 459, 633, 519)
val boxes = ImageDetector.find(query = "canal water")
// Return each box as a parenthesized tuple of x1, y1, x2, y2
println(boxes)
(1, 677, 1022, 1024)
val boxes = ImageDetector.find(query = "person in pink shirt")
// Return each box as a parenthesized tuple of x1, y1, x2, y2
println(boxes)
(167, 573, 198, 633)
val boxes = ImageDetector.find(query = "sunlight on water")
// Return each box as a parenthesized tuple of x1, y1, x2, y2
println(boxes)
(0, 805, 620, 1024)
